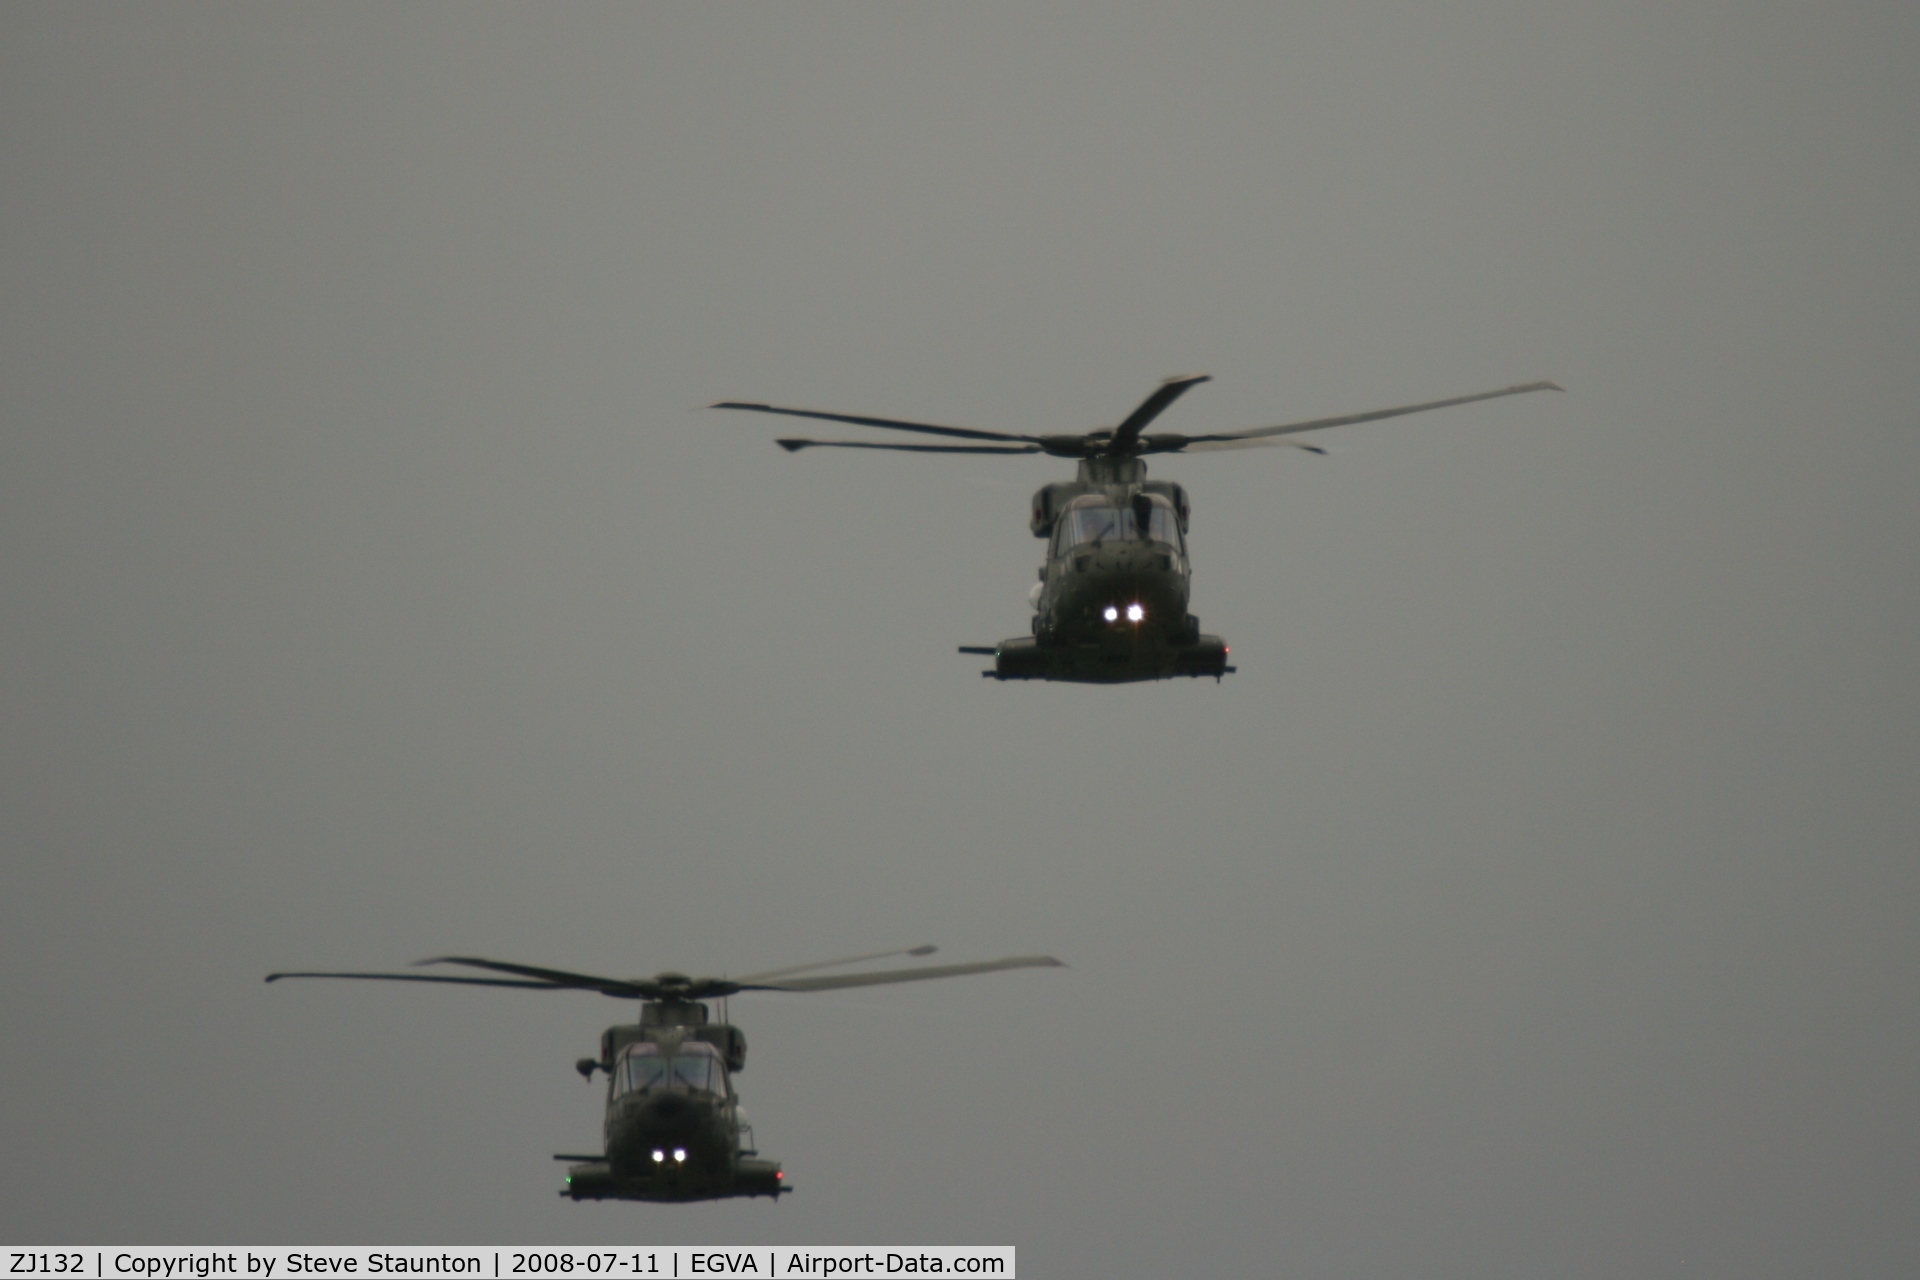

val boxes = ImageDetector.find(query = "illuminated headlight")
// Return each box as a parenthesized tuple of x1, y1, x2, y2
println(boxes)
(673, 1148, 687, 1163)
(1103, 606, 1119, 622)
(1126, 603, 1145, 622)
(651, 1149, 665, 1164)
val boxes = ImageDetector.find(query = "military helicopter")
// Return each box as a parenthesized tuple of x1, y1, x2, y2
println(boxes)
(716, 376, 1561, 683)
(266, 946, 1061, 1203)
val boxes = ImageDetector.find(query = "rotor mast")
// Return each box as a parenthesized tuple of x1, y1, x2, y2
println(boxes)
(640, 996, 709, 1028)
(1078, 455, 1147, 487)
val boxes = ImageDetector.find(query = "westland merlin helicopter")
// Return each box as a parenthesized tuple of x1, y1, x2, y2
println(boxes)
(267, 946, 1060, 1203)
(716, 377, 1561, 683)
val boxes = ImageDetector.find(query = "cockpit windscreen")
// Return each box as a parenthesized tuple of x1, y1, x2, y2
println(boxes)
(1057, 497, 1181, 550)
(612, 1044, 666, 1097)
(612, 1041, 728, 1097)
(670, 1043, 726, 1093)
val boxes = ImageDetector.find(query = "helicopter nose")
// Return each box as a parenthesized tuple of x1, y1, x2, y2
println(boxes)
(641, 1088, 716, 1132)
(644, 1091, 692, 1121)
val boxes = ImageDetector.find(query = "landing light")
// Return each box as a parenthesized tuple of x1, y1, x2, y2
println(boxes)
(1103, 606, 1119, 622)
(673, 1148, 687, 1163)
(651, 1149, 665, 1164)
(1126, 603, 1145, 622)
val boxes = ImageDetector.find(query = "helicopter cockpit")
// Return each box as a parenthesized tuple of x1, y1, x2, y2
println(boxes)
(613, 1041, 729, 1098)
(1054, 494, 1182, 552)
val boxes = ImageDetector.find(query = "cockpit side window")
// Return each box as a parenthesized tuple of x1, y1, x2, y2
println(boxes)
(1051, 509, 1080, 555)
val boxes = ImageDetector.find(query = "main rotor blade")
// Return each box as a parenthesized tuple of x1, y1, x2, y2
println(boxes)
(713, 402, 1041, 445)
(746, 954, 1064, 993)
(414, 956, 647, 998)
(736, 945, 938, 984)
(1183, 380, 1564, 444)
(265, 970, 566, 990)
(1108, 374, 1211, 455)
(777, 438, 1043, 455)
(1175, 437, 1327, 455)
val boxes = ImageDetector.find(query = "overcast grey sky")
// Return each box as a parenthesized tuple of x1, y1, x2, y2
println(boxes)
(4, 3, 1917, 1274)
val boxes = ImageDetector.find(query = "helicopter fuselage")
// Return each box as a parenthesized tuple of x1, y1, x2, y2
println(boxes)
(270, 949, 1059, 1205)
(976, 457, 1232, 683)
(729, 375, 1562, 683)
(561, 1002, 787, 1203)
